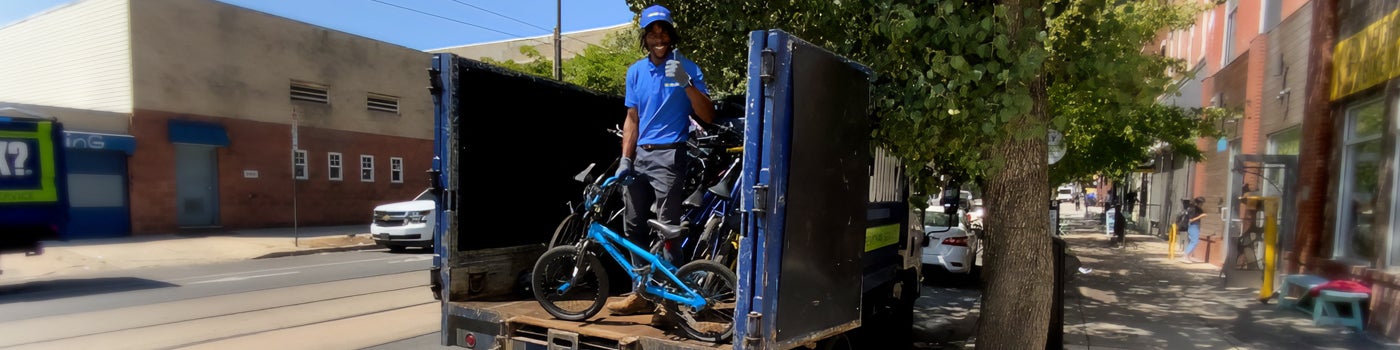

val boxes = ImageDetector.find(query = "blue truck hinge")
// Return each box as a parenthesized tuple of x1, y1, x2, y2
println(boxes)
(759, 48, 775, 84)
(427, 67, 442, 96)
(752, 184, 769, 213)
(744, 311, 763, 349)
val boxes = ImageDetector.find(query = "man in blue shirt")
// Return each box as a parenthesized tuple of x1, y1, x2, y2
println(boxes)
(608, 4, 715, 316)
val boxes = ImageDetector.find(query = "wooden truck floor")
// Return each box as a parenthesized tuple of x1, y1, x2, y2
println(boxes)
(452, 296, 731, 350)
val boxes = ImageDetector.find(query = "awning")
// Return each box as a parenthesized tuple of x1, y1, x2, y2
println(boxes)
(64, 131, 136, 155)
(168, 120, 229, 146)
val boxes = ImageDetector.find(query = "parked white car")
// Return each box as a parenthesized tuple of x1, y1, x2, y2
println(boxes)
(922, 208, 979, 275)
(370, 189, 437, 251)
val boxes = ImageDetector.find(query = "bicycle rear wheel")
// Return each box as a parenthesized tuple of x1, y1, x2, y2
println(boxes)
(664, 260, 738, 343)
(532, 245, 610, 321)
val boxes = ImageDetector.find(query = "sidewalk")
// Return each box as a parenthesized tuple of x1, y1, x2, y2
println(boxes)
(0, 225, 379, 282)
(1061, 215, 1393, 349)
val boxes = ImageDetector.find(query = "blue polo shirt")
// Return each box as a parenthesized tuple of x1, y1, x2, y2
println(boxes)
(624, 51, 708, 146)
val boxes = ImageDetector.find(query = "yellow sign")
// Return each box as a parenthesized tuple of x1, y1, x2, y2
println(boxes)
(864, 223, 901, 252)
(0, 122, 58, 204)
(1332, 9, 1400, 100)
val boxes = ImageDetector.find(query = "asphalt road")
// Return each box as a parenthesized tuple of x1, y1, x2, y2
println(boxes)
(0, 248, 986, 349)
(0, 249, 439, 349)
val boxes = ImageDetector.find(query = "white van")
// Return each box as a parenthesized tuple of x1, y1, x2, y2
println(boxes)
(1056, 186, 1074, 203)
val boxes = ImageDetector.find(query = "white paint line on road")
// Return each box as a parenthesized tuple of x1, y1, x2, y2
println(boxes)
(168, 255, 406, 282)
(388, 255, 433, 264)
(184, 271, 301, 285)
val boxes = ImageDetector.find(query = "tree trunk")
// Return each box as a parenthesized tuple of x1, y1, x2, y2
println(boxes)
(977, 0, 1053, 348)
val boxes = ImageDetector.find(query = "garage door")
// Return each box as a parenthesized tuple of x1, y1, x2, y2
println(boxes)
(63, 131, 134, 239)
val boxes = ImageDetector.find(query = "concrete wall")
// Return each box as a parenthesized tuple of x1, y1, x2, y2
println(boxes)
(0, 0, 133, 117)
(128, 0, 433, 140)
(0, 102, 130, 134)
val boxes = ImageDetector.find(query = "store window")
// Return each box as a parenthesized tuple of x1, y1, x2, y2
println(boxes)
(1336, 98, 1384, 263)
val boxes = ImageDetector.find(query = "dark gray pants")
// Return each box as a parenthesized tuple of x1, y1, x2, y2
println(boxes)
(623, 147, 689, 269)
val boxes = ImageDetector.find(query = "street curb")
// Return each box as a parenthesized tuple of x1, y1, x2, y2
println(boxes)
(253, 243, 384, 259)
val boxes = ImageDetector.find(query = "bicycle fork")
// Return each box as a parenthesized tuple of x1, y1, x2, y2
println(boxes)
(559, 240, 594, 293)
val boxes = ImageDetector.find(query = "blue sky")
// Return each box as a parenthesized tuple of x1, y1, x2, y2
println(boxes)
(0, 0, 636, 50)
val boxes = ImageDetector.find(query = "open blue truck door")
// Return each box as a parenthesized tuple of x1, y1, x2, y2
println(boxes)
(428, 53, 627, 348)
(0, 108, 67, 269)
(736, 30, 904, 350)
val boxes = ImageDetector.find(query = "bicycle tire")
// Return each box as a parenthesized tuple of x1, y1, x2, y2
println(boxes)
(548, 213, 585, 248)
(693, 215, 723, 260)
(664, 260, 738, 343)
(532, 246, 610, 321)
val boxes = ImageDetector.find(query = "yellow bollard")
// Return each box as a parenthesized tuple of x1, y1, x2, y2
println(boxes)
(1258, 197, 1279, 303)
(1168, 223, 1178, 260)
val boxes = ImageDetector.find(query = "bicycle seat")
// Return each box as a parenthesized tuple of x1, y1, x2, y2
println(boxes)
(648, 219, 689, 240)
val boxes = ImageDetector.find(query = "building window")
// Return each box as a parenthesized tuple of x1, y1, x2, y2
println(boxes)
(361, 155, 375, 182)
(1336, 98, 1384, 263)
(368, 93, 399, 113)
(291, 81, 329, 104)
(1222, 2, 1237, 66)
(328, 152, 343, 181)
(293, 149, 308, 180)
(1268, 128, 1301, 156)
(390, 157, 404, 183)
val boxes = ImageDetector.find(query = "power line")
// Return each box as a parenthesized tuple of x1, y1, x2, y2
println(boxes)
(445, 0, 603, 48)
(370, 0, 529, 40)
(369, 0, 583, 57)
(448, 0, 549, 33)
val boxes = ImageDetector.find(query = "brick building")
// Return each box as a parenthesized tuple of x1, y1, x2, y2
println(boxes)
(1147, 0, 1400, 341)
(0, 0, 434, 236)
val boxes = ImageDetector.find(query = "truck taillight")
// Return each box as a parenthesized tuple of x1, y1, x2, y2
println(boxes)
(464, 333, 476, 348)
(942, 237, 967, 247)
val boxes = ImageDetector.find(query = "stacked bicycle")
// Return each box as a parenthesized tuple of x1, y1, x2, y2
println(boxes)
(531, 171, 738, 342)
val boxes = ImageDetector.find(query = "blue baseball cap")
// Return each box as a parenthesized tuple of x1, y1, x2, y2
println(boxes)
(639, 5, 673, 29)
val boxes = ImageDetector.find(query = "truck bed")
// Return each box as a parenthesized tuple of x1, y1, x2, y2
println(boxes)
(449, 297, 731, 350)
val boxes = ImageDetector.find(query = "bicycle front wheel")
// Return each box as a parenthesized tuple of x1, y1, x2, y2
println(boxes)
(665, 260, 738, 343)
(532, 245, 610, 321)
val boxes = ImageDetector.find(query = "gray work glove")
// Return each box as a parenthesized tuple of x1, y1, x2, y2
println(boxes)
(665, 60, 690, 88)
(615, 157, 634, 179)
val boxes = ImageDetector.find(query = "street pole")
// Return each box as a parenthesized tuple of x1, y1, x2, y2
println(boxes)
(553, 0, 562, 80)
(291, 109, 300, 247)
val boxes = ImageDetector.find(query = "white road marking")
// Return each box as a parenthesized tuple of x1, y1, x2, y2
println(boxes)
(388, 255, 433, 264)
(185, 271, 301, 285)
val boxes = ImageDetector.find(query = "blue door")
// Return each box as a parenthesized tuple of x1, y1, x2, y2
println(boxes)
(735, 30, 875, 349)
(65, 149, 130, 239)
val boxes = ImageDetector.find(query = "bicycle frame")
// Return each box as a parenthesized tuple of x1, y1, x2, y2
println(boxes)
(561, 176, 709, 310)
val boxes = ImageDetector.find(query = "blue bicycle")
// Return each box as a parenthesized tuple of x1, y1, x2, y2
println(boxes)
(531, 174, 738, 342)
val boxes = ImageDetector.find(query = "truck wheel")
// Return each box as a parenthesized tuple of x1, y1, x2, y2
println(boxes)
(532, 246, 609, 321)
(665, 260, 738, 343)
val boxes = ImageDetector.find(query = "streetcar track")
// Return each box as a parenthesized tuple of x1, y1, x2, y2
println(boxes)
(0, 281, 430, 349)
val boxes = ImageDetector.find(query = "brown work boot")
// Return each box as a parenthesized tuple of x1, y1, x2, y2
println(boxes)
(606, 294, 656, 316)
(650, 306, 676, 328)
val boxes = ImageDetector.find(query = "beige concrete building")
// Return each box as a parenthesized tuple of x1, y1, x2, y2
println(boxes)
(0, 0, 434, 237)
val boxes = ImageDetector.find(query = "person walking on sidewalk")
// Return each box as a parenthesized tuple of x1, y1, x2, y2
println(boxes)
(1179, 197, 1207, 263)
(607, 4, 716, 318)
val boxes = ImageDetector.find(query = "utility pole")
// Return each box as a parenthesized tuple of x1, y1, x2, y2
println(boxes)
(552, 0, 562, 80)
(291, 108, 300, 247)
